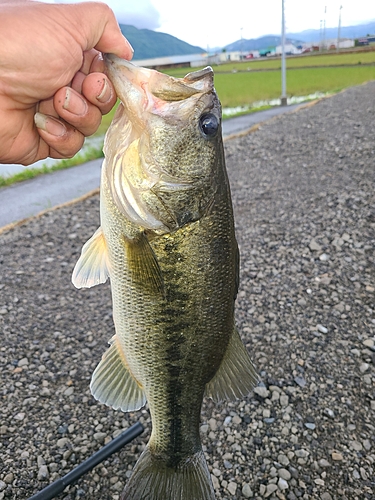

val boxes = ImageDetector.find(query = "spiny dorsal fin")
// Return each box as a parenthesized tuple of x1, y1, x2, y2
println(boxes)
(90, 336, 146, 412)
(205, 327, 259, 402)
(72, 227, 110, 289)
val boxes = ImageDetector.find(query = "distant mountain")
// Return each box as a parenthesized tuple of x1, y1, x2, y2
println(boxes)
(288, 20, 375, 43)
(119, 24, 204, 60)
(224, 20, 375, 52)
(224, 35, 303, 53)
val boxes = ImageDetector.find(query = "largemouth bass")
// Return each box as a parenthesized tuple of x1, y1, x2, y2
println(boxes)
(72, 55, 258, 500)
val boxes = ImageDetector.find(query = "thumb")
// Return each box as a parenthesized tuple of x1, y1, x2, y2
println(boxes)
(70, 2, 134, 59)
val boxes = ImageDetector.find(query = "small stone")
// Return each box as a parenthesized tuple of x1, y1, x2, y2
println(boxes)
(254, 385, 270, 398)
(0, 481, 6, 492)
(223, 460, 232, 469)
(360, 467, 368, 480)
(295, 449, 309, 458)
(211, 474, 219, 490)
(294, 376, 306, 388)
(278, 468, 291, 480)
(331, 452, 343, 461)
(280, 395, 289, 407)
(359, 363, 369, 373)
(232, 415, 241, 425)
(64, 386, 74, 396)
(363, 338, 375, 349)
(314, 478, 325, 486)
(319, 253, 329, 261)
(200, 424, 209, 433)
(242, 483, 253, 498)
(278, 477, 289, 490)
(324, 408, 335, 419)
(317, 324, 328, 334)
(14, 412, 25, 421)
(266, 483, 278, 496)
(56, 437, 70, 448)
(224, 416, 232, 426)
(227, 481, 237, 495)
(363, 439, 371, 451)
(318, 459, 330, 468)
(208, 418, 217, 431)
(309, 240, 322, 251)
(304, 422, 316, 430)
(3, 473, 13, 484)
(350, 440, 363, 451)
(37, 465, 49, 480)
(321, 493, 333, 500)
(18, 357, 29, 367)
(93, 432, 107, 442)
(353, 469, 360, 479)
(278, 454, 290, 466)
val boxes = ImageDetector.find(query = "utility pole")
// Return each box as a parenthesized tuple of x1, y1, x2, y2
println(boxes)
(337, 5, 342, 52)
(319, 20, 323, 51)
(323, 6, 327, 51)
(240, 27, 243, 60)
(281, 0, 287, 106)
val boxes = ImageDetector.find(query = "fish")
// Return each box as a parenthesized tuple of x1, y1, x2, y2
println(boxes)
(72, 55, 259, 500)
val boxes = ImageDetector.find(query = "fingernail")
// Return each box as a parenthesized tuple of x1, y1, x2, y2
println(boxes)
(96, 77, 112, 103)
(126, 40, 134, 56)
(34, 112, 66, 137)
(63, 88, 87, 115)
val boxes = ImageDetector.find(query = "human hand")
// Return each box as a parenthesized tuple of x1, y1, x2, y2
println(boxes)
(0, 1, 133, 165)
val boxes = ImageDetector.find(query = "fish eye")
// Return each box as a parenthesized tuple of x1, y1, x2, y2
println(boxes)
(199, 113, 219, 137)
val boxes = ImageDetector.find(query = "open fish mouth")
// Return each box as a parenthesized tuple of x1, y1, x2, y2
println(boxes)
(102, 55, 221, 232)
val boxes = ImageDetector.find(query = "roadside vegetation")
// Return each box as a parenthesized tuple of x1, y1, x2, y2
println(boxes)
(2, 49, 374, 187)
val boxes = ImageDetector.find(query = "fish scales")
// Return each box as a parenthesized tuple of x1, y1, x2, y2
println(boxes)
(72, 55, 259, 500)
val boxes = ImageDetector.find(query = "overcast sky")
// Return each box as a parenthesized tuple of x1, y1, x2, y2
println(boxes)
(43, 0, 375, 49)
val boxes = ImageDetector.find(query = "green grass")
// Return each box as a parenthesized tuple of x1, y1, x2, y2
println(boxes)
(0, 146, 104, 188)
(213, 66, 375, 107)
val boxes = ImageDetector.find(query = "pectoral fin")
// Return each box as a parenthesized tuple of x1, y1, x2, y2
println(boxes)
(205, 327, 259, 402)
(124, 233, 164, 295)
(90, 336, 146, 412)
(72, 227, 110, 289)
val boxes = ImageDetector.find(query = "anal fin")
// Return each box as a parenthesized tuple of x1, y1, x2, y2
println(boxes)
(205, 327, 259, 402)
(90, 336, 146, 412)
(72, 227, 110, 289)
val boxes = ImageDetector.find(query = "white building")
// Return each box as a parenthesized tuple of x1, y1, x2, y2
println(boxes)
(275, 43, 301, 55)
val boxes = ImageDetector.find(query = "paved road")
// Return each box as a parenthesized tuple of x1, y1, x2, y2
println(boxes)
(0, 104, 304, 228)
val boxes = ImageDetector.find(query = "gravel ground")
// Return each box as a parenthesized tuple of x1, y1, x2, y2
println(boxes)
(1, 81, 374, 500)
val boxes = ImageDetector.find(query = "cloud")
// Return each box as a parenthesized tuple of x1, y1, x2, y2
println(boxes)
(40, 0, 162, 30)
(107, 0, 161, 30)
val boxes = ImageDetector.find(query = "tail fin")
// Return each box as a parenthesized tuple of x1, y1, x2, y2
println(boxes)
(121, 446, 215, 500)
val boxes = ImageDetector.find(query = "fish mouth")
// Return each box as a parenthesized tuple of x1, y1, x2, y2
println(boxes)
(103, 55, 219, 232)
(104, 54, 214, 108)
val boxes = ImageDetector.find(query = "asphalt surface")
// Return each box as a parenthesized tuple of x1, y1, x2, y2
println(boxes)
(0, 104, 304, 229)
